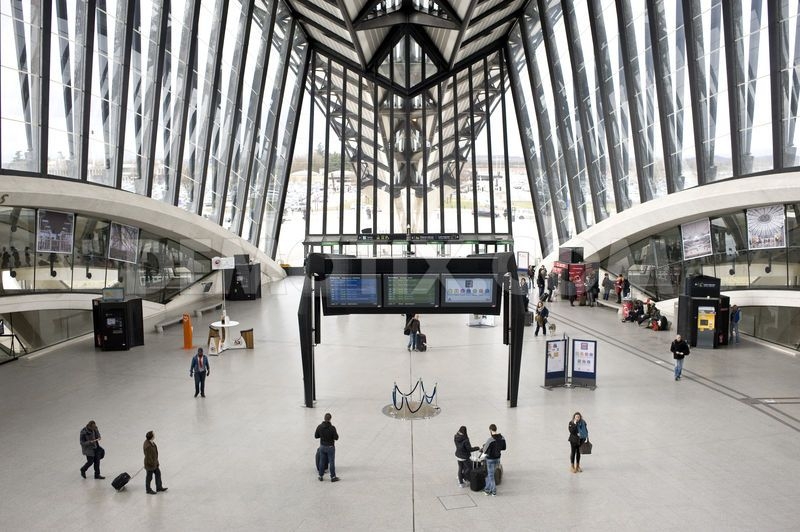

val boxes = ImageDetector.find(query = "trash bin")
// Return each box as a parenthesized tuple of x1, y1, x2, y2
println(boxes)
(241, 329, 254, 349)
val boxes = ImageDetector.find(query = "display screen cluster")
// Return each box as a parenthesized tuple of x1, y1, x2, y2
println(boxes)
(324, 274, 498, 310)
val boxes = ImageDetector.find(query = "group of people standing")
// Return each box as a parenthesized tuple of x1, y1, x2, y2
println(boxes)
(453, 424, 507, 496)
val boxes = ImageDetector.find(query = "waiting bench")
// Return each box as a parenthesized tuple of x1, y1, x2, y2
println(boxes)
(153, 302, 223, 333)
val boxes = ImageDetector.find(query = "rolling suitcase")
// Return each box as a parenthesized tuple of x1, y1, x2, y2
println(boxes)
(111, 467, 143, 491)
(416, 333, 427, 352)
(469, 461, 486, 492)
(111, 472, 130, 491)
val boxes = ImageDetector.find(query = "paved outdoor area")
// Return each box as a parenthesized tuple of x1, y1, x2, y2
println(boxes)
(1, 276, 798, 531)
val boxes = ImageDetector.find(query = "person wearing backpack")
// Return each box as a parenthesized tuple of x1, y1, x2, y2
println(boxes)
(480, 424, 506, 496)
(405, 314, 421, 351)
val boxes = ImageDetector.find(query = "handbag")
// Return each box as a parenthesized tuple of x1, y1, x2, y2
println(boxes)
(579, 440, 592, 455)
(96, 445, 106, 460)
(403, 327, 410, 336)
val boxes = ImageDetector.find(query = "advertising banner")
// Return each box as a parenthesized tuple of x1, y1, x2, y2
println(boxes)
(544, 338, 568, 387)
(571, 339, 597, 387)
(36, 209, 75, 254)
(746, 205, 786, 250)
(681, 218, 712, 260)
(108, 222, 140, 263)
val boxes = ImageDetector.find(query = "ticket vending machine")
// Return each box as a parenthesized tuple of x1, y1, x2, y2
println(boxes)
(696, 306, 716, 348)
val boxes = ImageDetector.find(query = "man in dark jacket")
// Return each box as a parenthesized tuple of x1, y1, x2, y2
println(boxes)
(670, 334, 690, 381)
(189, 347, 210, 397)
(315, 413, 340, 482)
(79, 420, 105, 479)
(454, 426, 479, 488)
(143, 430, 167, 494)
(481, 424, 507, 496)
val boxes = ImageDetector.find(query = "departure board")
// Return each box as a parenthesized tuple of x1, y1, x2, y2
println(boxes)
(383, 275, 439, 307)
(442, 276, 496, 306)
(326, 275, 381, 307)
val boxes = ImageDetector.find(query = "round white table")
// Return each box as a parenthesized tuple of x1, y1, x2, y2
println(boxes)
(210, 320, 240, 354)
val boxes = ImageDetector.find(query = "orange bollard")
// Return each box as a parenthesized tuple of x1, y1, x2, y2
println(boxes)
(182, 314, 193, 349)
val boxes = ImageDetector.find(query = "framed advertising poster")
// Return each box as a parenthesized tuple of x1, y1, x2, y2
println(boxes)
(571, 339, 597, 388)
(108, 222, 140, 263)
(746, 205, 786, 250)
(681, 218, 712, 260)
(544, 338, 568, 387)
(36, 209, 75, 254)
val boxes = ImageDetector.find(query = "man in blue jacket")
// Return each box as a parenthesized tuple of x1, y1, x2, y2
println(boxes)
(189, 348, 210, 397)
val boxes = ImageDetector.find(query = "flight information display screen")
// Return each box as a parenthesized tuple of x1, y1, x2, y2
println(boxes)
(325, 275, 381, 307)
(383, 275, 439, 307)
(442, 276, 496, 306)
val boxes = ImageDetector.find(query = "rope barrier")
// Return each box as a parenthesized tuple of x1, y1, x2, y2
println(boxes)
(391, 378, 438, 413)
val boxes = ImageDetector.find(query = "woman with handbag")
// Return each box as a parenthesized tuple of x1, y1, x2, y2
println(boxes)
(568, 412, 589, 473)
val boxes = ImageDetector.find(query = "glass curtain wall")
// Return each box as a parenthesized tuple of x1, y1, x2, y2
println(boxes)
(1, 0, 304, 258)
(296, 48, 515, 257)
(602, 202, 800, 300)
(3, 0, 800, 266)
(0, 206, 210, 303)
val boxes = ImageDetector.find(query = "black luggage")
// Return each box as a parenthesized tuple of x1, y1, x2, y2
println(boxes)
(417, 333, 427, 352)
(659, 316, 669, 331)
(469, 463, 486, 492)
(524, 311, 534, 327)
(111, 472, 131, 491)
(111, 467, 142, 491)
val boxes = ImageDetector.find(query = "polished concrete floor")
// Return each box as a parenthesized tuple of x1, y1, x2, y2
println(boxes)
(1, 277, 799, 531)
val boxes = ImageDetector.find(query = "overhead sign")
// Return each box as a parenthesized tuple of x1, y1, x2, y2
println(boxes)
(211, 256, 235, 270)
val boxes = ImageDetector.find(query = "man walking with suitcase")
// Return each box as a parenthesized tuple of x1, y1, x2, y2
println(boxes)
(315, 413, 340, 482)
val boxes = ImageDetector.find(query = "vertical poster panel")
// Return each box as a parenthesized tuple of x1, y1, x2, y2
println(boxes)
(108, 222, 140, 263)
(680, 218, 712, 260)
(571, 339, 597, 387)
(544, 338, 568, 387)
(36, 210, 75, 254)
(568, 263, 586, 298)
(746, 205, 786, 250)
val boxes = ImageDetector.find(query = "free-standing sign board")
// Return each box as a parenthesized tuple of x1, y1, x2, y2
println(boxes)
(571, 339, 597, 388)
(544, 338, 567, 387)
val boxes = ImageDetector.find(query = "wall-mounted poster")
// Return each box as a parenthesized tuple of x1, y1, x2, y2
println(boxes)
(36, 209, 75, 254)
(108, 222, 140, 263)
(680, 218, 712, 260)
(747, 205, 786, 250)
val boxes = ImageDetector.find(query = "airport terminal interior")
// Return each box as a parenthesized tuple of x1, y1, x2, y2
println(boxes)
(1, 0, 800, 530)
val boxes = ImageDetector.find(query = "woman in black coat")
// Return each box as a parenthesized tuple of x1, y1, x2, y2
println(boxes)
(454, 426, 479, 488)
(568, 412, 588, 473)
